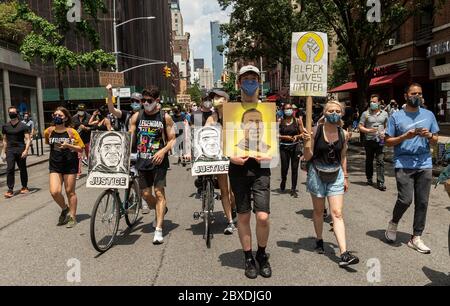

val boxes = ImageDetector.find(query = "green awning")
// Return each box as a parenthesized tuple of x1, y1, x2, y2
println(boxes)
(43, 86, 138, 102)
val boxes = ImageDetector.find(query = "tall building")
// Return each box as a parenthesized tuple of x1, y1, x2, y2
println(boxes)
(171, 0, 190, 94)
(210, 21, 224, 87)
(197, 68, 214, 91)
(170, 0, 183, 36)
(23, 0, 174, 122)
(194, 59, 205, 71)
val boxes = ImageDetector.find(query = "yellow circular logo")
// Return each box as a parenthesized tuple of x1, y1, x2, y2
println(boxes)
(296, 32, 324, 63)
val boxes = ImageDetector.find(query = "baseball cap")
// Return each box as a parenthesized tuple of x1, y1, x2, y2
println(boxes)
(131, 92, 143, 101)
(77, 103, 86, 111)
(208, 89, 230, 101)
(239, 65, 260, 79)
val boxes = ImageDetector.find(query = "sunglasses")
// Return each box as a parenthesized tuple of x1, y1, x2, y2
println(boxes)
(143, 98, 156, 103)
(328, 143, 336, 160)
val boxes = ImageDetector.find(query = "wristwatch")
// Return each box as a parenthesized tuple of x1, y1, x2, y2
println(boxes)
(427, 133, 433, 140)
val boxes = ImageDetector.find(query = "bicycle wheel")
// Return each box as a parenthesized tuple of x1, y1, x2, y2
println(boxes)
(90, 189, 120, 253)
(125, 178, 142, 227)
(203, 178, 214, 248)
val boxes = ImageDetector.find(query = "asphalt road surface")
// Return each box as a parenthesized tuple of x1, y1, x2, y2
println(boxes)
(0, 154, 449, 286)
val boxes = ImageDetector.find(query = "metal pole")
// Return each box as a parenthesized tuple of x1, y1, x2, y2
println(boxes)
(260, 56, 264, 99)
(113, 0, 121, 110)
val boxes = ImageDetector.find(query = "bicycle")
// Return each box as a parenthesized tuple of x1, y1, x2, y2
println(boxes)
(90, 162, 142, 253)
(192, 175, 219, 248)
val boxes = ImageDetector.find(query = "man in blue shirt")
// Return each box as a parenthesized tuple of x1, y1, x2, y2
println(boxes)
(384, 83, 439, 254)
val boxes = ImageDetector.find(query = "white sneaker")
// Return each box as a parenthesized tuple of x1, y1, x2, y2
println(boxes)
(153, 228, 164, 245)
(224, 222, 236, 235)
(407, 236, 431, 254)
(385, 221, 398, 243)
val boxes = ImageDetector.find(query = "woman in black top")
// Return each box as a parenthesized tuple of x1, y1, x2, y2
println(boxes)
(89, 105, 112, 132)
(44, 107, 84, 228)
(302, 100, 359, 267)
(278, 103, 305, 197)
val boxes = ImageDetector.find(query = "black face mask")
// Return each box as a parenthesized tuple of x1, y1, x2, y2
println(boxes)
(407, 96, 421, 108)
(9, 113, 18, 120)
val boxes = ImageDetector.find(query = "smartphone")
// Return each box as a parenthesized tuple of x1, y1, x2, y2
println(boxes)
(415, 128, 423, 134)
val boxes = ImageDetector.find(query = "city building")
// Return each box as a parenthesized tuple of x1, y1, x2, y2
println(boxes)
(171, 0, 190, 95)
(0, 41, 44, 132)
(194, 59, 205, 71)
(210, 21, 224, 87)
(23, 0, 174, 125)
(197, 68, 214, 91)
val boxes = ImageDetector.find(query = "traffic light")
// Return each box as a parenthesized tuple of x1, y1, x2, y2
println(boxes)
(163, 66, 171, 78)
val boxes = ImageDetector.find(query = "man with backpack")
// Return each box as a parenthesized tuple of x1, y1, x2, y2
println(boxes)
(129, 86, 176, 245)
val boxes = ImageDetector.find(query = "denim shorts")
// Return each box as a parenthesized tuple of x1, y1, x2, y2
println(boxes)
(306, 163, 345, 198)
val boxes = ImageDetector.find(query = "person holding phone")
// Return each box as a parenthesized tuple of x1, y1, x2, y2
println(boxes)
(384, 83, 439, 254)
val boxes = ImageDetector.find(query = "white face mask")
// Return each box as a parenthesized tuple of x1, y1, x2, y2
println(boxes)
(144, 101, 157, 112)
(77, 111, 84, 116)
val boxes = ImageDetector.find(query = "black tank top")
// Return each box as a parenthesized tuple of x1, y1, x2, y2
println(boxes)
(280, 118, 299, 142)
(135, 110, 168, 171)
(312, 125, 344, 165)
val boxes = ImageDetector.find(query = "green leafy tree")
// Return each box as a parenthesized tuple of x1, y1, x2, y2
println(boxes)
(221, 72, 239, 100)
(0, 1, 30, 46)
(14, 0, 115, 105)
(218, 0, 329, 84)
(314, 0, 445, 110)
(329, 49, 349, 89)
(187, 80, 202, 104)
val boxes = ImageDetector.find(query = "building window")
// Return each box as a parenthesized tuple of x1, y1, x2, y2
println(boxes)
(436, 57, 446, 66)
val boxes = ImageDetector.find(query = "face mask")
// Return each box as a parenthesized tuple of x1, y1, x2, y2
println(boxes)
(192, 106, 198, 112)
(325, 112, 341, 124)
(131, 102, 141, 111)
(202, 101, 213, 110)
(77, 111, 84, 117)
(284, 109, 294, 117)
(408, 95, 421, 107)
(213, 97, 224, 107)
(370, 103, 379, 111)
(24, 117, 29, 121)
(144, 101, 157, 112)
(53, 117, 64, 125)
(9, 113, 18, 120)
(241, 79, 259, 97)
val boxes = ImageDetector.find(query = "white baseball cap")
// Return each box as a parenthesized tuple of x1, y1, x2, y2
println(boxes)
(239, 65, 260, 78)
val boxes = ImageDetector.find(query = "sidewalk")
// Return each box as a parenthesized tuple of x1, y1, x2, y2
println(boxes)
(348, 132, 447, 176)
(0, 145, 50, 176)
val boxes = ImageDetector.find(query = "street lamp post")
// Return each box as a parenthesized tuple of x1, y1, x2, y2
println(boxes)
(112, 0, 155, 108)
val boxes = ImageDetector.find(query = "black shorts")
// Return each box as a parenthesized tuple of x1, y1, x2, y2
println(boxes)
(49, 160, 79, 175)
(229, 175, 270, 214)
(138, 168, 167, 189)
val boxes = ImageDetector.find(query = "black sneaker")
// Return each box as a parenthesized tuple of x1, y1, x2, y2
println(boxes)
(256, 253, 272, 278)
(57, 207, 70, 226)
(367, 179, 373, 186)
(315, 239, 324, 254)
(231, 209, 237, 224)
(290, 190, 298, 198)
(244, 258, 258, 279)
(323, 208, 328, 219)
(339, 251, 359, 267)
(377, 182, 386, 191)
(280, 181, 286, 192)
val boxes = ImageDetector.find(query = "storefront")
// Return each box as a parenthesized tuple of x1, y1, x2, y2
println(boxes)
(428, 39, 450, 124)
(0, 46, 44, 133)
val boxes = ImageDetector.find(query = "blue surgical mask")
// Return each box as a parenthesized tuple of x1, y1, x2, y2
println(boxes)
(284, 109, 294, 117)
(325, 113, 341, 124)
(408, 96, 421, 107)
(241, 79, 259, 97)
(370, 102, 379, 111)
(131, 102, 141, 111)
(53, 117, 64, 125)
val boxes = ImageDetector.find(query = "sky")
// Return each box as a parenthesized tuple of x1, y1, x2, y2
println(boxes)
(179, 0, 231, 69)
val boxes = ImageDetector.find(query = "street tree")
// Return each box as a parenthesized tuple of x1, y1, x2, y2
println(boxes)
(0, 1, 30, 45)
(187, 80, 202, 104)
(13, 0, 115, 105)
(314, 0, 445, 111)
(218, 0, 329, 85)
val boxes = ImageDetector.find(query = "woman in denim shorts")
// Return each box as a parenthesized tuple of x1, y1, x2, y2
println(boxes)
(302, 100, 359, 268)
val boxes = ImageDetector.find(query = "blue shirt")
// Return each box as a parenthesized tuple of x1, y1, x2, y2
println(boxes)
(386, 108, 439, 169)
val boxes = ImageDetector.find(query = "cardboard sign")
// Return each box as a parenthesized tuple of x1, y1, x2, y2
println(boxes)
(99, 72, 125, 87)
(290, 32, 328, 97)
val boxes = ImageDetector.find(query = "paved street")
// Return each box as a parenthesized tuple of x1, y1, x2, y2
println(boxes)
(0, 154, 449, 286)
